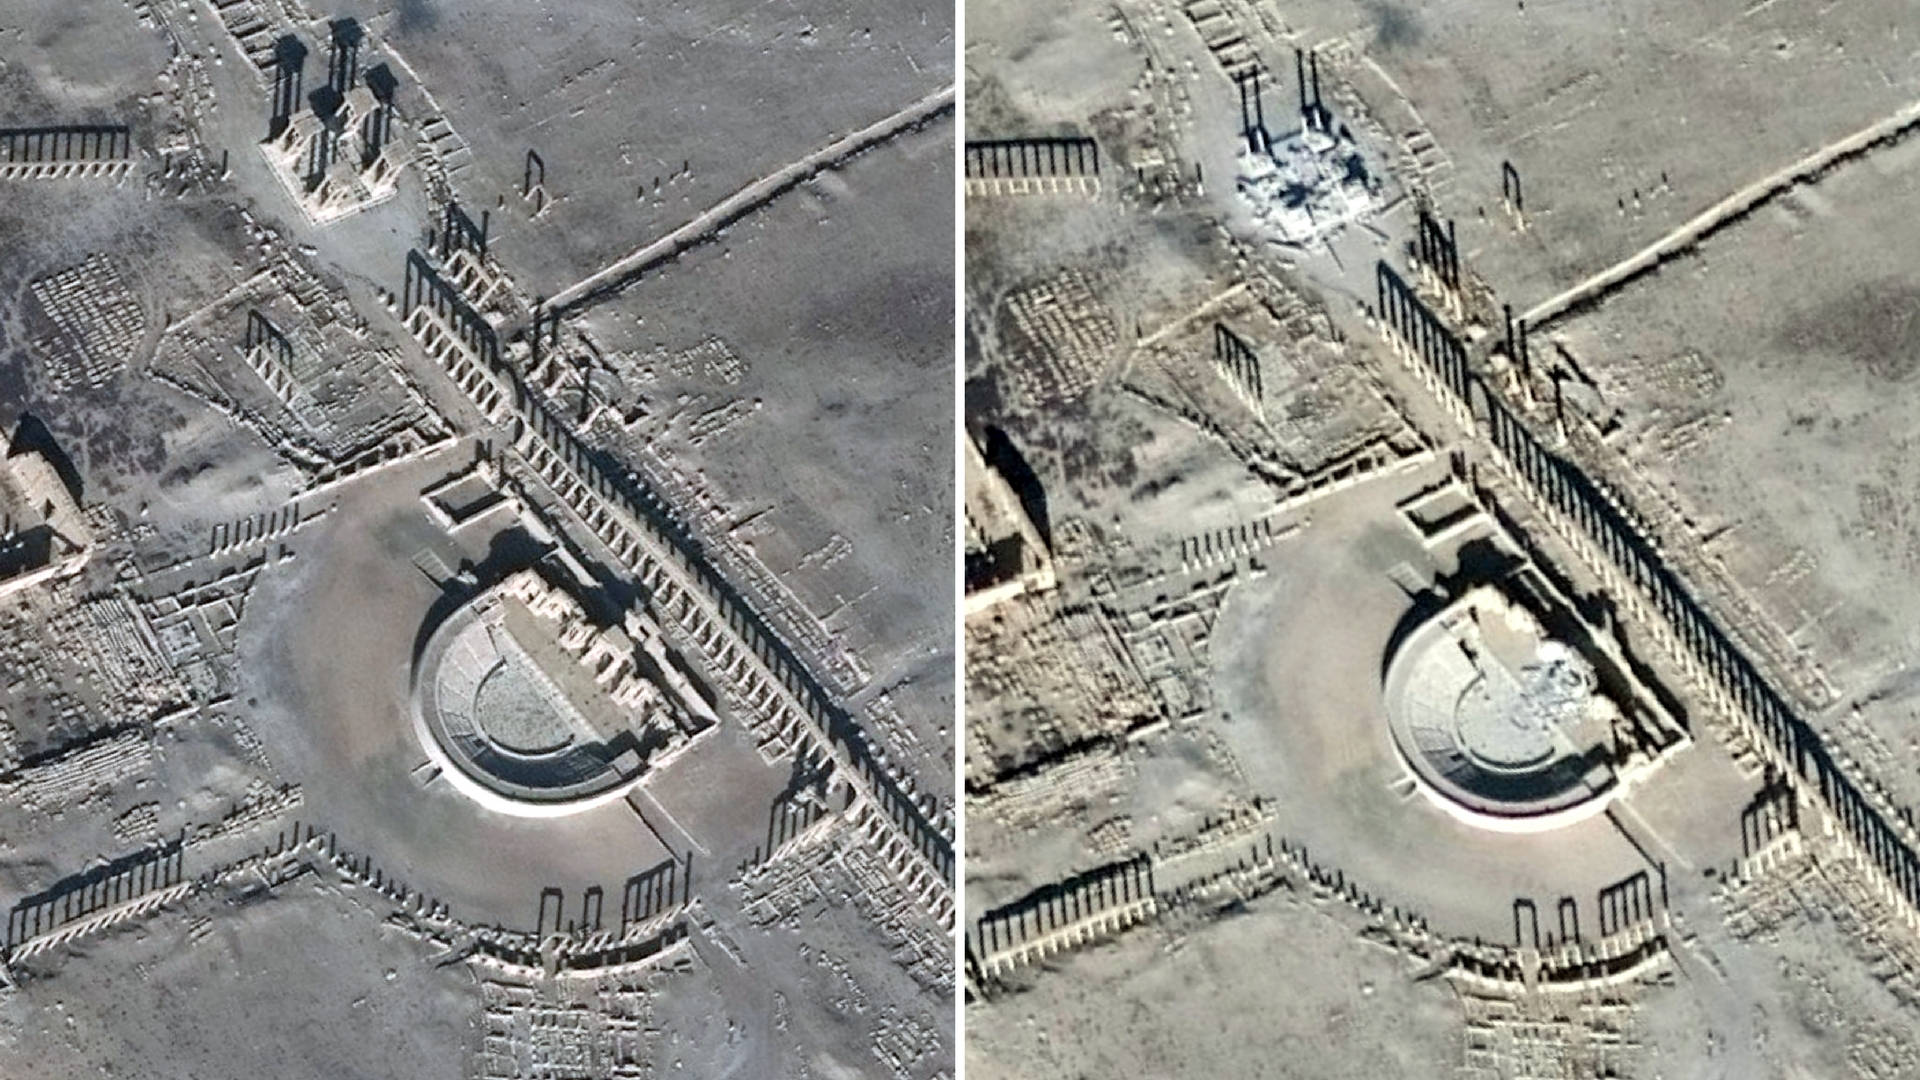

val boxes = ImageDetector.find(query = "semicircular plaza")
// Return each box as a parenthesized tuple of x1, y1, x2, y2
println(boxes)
(1207, 463, 1710, 943)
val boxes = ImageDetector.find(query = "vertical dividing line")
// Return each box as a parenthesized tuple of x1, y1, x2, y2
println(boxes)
(950, 0, 967, 1040)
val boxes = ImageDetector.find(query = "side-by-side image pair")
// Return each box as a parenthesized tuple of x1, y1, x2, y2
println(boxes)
(0, 1, 1912, 1076)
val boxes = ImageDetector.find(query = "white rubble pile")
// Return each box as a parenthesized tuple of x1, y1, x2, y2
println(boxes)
(1235, 127, 1386, 247)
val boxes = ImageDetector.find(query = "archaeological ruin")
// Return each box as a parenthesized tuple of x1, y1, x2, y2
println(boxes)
(0, 0, 954, 1075)
(410, 557, 716, 818)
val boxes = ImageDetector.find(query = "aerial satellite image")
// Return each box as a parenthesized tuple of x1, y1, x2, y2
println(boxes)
(0, 1, 954, 1077)
(962, 0, 1920, 1077)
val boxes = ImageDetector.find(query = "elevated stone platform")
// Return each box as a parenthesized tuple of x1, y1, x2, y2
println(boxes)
(410, 565, 708, 818)
(1382, 585, 1623, 833)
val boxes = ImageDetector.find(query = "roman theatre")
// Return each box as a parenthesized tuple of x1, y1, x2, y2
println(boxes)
(410, 560, 718, 818)
(1382, 584, 1660, 833)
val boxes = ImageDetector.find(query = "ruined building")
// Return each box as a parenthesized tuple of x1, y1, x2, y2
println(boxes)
(0, 427, 92, 600)
(261, 24, 408, 226)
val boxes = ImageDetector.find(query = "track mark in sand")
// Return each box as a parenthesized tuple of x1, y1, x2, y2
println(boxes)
(547, 85, 956, 316)
(1135, 282, 1249, 348)
(1522, 96, 1920, 333)
(162, 269, 275, 334)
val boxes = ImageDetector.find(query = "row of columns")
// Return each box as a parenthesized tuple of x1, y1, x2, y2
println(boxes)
(971, 855, 1154, 960)
(1740, 774, 1799, 858)
(1236, 68, 1270, 154)
(1294, 47, 1329, 134)
(962, 137, 1100, 180)
(621, 856, 689, 931)
(242, 308, 292, 361)
(1594, 869, 1660, 937)
(1380, 188, 1920, 937)
(0, 126, 131, 164)
(242, 309, 298, 399)
(1416, 206, 1460, 295)
(303, 123, 339, 188)
(6, 839, 185, 949)
(515, 350, 956, 895)
(210, 505, 301, 556)
(441, 200, 490, 260)
(1376, 195, 1918, 924)
(1213, 322, 1264, 409)
(1475, 324, 1920, 922)
(326, 18, 362, 95)
(765, 783, 830, 858)
(1490, 383, 1809, 761)
(402, 248, 961, 912)
(359, 105, 395, 164)
(515, 388, 952, 883)
(268, 36, 307, 138)
(402, 249, 500, 369)
(1376, 261, 1471, 413)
